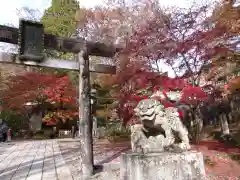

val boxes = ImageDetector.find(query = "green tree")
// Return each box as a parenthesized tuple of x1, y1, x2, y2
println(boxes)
(40, 0, 80, 78)
(40, 0, 79, 60)
(41, 0, 79, 37)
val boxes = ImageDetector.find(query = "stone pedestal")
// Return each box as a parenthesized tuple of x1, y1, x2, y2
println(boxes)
(120, 151, 206, 180)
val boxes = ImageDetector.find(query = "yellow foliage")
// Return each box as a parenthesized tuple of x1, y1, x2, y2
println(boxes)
(96, 74, 116, 88)
(75, 8, 87, 23)
(228, 76, 240, 93)
(96, 109, 111, 118)
(212, 0, 240, 35)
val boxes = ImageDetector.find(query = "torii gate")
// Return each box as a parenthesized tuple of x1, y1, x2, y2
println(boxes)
(0, 20, 121, 178)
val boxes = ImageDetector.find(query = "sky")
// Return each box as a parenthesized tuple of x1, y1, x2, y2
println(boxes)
(0, 0, 199, 27)
(0, 0, 203, 77)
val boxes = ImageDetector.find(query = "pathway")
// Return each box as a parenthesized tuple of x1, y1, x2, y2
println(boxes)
(0, 140, 73, 180)
(59, 138, 131, 180)
(59, 138, 240, 180)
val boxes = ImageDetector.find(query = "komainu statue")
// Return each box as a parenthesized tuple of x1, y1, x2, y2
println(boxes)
(131, 98, 190, 153)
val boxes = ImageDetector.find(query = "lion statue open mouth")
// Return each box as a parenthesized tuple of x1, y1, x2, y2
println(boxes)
(131, 98, 191, 153)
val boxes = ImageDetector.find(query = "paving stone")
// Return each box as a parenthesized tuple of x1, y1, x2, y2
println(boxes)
(0, 140, 73, 180)
(11, 142, 36, 180)
(0, 143, 29, 179)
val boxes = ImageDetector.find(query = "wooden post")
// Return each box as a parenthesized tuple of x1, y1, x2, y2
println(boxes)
(78, 50, 93, 178)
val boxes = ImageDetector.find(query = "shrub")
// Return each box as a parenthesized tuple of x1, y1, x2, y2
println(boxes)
(105, 120, 130, 142)
(0, 110, 27, 135)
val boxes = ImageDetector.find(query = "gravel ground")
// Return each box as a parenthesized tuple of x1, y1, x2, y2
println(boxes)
(59, 138, 240, 180)
(58, 138, 130, 180)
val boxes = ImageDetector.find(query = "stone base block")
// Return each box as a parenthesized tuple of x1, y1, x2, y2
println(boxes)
(120, 151, 206, 180)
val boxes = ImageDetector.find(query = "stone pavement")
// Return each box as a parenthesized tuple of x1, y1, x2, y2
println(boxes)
(0, 140, 73, 180)
(58, 138, 131, 180)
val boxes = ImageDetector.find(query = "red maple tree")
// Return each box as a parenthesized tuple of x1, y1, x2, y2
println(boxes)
(0, 72, 78, 125)
(180, 85, 208, 105)
(106, 2, 235, 124)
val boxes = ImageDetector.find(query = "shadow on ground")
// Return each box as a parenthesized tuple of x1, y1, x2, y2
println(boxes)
(58, 138, 130, 177)
(0, 146, 74, 179)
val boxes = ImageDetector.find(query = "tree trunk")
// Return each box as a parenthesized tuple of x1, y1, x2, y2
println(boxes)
(78, 51, 93, 178)
(220, 115, 230, 135)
